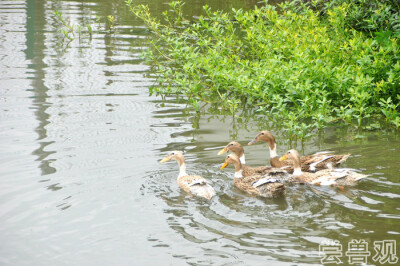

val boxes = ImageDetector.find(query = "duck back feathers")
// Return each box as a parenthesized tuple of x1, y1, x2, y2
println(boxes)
(178, 175, 216, 200)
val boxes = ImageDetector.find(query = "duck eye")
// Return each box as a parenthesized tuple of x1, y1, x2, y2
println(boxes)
(230, 143, 233, 146)
(261, 132, 265, 135)
(171, 152, 175, 155)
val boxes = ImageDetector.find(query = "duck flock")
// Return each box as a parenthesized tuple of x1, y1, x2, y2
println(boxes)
(160, 130, 367, 200)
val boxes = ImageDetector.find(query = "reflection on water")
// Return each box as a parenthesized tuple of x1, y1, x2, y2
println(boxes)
(0, 0, 399, 265)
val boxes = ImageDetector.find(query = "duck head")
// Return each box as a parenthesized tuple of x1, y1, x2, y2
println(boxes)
(160, 151, 185, 164)
(220, 153, 243, 178)
(280, 149, 302, 175)
(220, 153, 241, 169)
(279, 149, 300, 162)
(218, 141, 245, 159)
(248, 130, 276, 149)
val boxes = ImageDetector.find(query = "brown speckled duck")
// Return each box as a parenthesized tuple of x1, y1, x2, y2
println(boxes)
(248, 130, 350, 172)
(160, 151, 216, 200)
(220, 153, 287, 198)
(279, 149, 367, 186)
(218, 141, 275, 176)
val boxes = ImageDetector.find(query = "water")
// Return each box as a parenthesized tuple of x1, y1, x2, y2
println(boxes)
(0, 0, 399, 265)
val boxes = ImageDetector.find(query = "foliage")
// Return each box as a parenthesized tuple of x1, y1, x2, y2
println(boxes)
(54, 10, 76, 42)
(291, 0, 400, 35)
(126, 0, 400, 140)
(107, 15, 116, 31)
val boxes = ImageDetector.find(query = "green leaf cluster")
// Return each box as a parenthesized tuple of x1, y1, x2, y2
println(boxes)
(127, 0, 400, 140)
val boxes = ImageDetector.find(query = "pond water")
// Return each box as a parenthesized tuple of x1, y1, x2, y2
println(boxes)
(1, 0, 399, 265)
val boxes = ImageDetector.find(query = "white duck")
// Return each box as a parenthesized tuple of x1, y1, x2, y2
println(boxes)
(160, 151, 216, 200)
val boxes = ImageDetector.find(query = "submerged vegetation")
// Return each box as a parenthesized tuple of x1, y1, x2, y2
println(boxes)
(127, 0, 400, 140)
(53, 10, 118, 46)
(53, 10, 94, 43)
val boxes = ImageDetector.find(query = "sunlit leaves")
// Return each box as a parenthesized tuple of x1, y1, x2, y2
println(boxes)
(127, 0, 400, 141)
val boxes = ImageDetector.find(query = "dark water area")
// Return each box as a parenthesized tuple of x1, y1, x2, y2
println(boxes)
(0, 0, 399, 265)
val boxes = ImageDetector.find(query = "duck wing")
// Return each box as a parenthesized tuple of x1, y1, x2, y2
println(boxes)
(242, 165, 272, 176)
(297, 169, 368, 186)
(301, 153, 351, 171)
(178, 175, 216, 200)
(234, 175, 285, 198)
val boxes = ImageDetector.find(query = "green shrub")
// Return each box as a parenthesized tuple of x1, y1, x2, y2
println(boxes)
(127, 0, 400, 140)
(292, 0, 400, 35)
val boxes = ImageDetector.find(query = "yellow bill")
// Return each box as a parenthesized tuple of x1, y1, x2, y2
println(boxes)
(279, 154, 287, 161)
(160, 156, 170, 163)
(220, 162, 229, 170)
(218, 147, 228, 155)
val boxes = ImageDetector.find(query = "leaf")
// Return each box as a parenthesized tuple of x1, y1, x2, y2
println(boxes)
(374, 30, 392, 46)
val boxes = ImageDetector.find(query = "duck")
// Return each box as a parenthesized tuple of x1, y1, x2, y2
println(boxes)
(218, 141, 276, 176)
(248, 130, 350, 172)
(160, 151, 216, 200)
(220, 153, 287, 198)
(279, 149, 367, 186)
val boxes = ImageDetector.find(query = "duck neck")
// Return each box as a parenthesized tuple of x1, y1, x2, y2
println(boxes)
(232, 145, 246, 164)
(239, 154, 246, 164)
(292, 156, 302, 176)
(177, 157, 187, 178)
(234, 160, 243, 178)
(268, 142, 278, 158)
(263, 132, 278, 158)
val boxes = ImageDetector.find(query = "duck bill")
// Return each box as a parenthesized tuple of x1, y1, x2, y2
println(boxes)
(218, 147, 228, 155)
(279, 154, 287, 161)
(220, 162, 229, 170)
(248, 138, 258, 146)
(160, 156, 170, 163)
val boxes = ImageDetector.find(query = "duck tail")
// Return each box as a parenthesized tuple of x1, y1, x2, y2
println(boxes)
(354, 173, 368, 181)
(337, 154, 351, 164)
(203, 185, 216, 200)
(197, 184, 216, 200)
